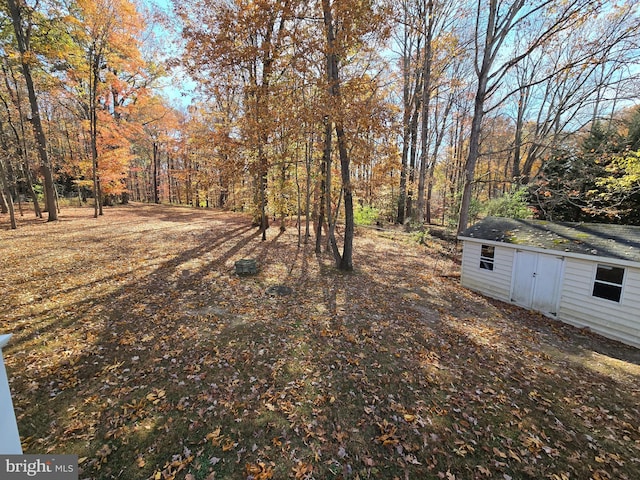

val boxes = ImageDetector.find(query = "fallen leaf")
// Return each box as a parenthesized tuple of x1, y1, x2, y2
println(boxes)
(292, 461, 313, 479)
(493, 447, 507, 459)
(245, 462, 273, 480)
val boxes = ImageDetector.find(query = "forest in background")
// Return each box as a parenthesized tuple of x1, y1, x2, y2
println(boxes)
(1, 0, 640, 268)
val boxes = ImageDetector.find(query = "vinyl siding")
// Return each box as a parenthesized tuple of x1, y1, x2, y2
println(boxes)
(461, 241, 513, 302)
(460, 241, 640, 349)
(558, 258, 640, 348)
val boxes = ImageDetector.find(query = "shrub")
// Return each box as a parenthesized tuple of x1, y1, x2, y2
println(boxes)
(410, 228, 430, 245)
(354, 205, 380, 226)
(484, 188, 533, 219)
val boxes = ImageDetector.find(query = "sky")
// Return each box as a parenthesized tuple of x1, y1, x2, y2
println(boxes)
(140, 0, 197, 109)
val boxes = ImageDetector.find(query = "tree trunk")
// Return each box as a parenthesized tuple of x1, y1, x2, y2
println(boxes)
(0, 157, 17, 229)
(258, 145, 269, 241)
(279, 160, 286, 232)
(322, 0, 353, 271)
(1, 65, 42, 218)
(416, 0, 435, 224)
(305, 134, 313, 242)
(397, 134, 409, 224)
(426, 160, 436, 224)
(315, 124, 327, 254)
(167, 153, 173, 203)
(406, 103, 420, 221)
(0, 185, 7, 214)
(511, 85, 529, 183)
(335, 123, 354, 271)
(153, 141, 160, 203)
(458, 72, 487, 235)
(0, 121, 14, 215)
(397, 7, 411, 224)
(7, 0, 57, 221)
(426, 92, 453, 224)
(295, 144, 301, 246)
(457, 0, 501, 235)
(89, 46, 102, 218)
(324, 119, 340, 258)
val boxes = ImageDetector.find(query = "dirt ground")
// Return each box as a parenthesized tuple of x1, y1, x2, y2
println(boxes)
(1, 204, 639, 480)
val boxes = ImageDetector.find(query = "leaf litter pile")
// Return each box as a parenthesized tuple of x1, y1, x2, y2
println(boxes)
(1, 204, 640, 480)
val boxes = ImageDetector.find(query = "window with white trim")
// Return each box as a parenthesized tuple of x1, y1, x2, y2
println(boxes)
(480, 245, 495, 271)
(592, 264, 624, 302)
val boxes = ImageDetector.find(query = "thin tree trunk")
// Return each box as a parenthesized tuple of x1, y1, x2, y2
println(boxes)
(305, 134, 312, 242)
(89, 46, 101, 218)
(426, 162, 435, 224)
(316, 116, 330, 255)
(0, 119, 16, 214)
(0, 187, 8, 216)
(1, 65, 42, 217)
(458, 73, 487, 234)
(167, 153, 172, 203)
(426, 93, 453, 224)
(279, 160, 286, 232)
(397, 139, 409, 224)
(295, 145, 301, 246)
(406, 104, 420, 221)
(512, 85, 529, 183)
(0, 181, 7, 214)
(258, 145, 269, 241)
(153, 141, 160, 203)
(0, 158, 17, 229)
(0, 129, 17, 227)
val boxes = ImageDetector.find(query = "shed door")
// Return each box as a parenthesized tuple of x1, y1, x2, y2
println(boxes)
(512, 251, 537, 307)
(512, 251, 563, 316)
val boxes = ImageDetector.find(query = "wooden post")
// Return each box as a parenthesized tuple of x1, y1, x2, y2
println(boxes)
(0, 334, 22, 454)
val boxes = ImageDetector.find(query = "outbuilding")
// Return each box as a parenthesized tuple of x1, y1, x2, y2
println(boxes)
(458, 217, 640, 349)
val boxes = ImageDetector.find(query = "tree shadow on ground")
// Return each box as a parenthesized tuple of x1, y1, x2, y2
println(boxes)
(1, 205, 638, 480)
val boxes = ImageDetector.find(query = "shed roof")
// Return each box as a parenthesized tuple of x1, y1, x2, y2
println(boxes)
(459, 217, 640, 264)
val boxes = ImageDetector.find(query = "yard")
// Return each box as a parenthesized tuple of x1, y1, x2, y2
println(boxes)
(1, 204, 639, 480)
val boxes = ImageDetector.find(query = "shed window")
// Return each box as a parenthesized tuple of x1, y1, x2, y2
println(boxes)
(480, 245, 495, 271)
(592, 264, 624, 302)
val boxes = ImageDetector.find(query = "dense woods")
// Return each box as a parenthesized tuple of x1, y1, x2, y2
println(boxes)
(1, 0, 640, 261)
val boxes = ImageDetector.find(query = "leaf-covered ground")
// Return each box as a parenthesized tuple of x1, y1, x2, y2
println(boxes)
(1, 204, 639, 480)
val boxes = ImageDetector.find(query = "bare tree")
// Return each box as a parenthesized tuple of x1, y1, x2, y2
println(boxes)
(394, 0, 426, 224)
(457, 0, 601, 234)
(506, 2, 640, 185)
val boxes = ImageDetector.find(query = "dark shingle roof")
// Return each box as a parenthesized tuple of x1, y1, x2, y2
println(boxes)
(459, 217, 640, 264)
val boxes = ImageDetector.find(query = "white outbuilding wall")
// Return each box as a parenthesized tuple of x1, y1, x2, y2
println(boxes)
(460, 240, 514, 302)
(460, 239, 640, 349)
(558, 257, 640, 348)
